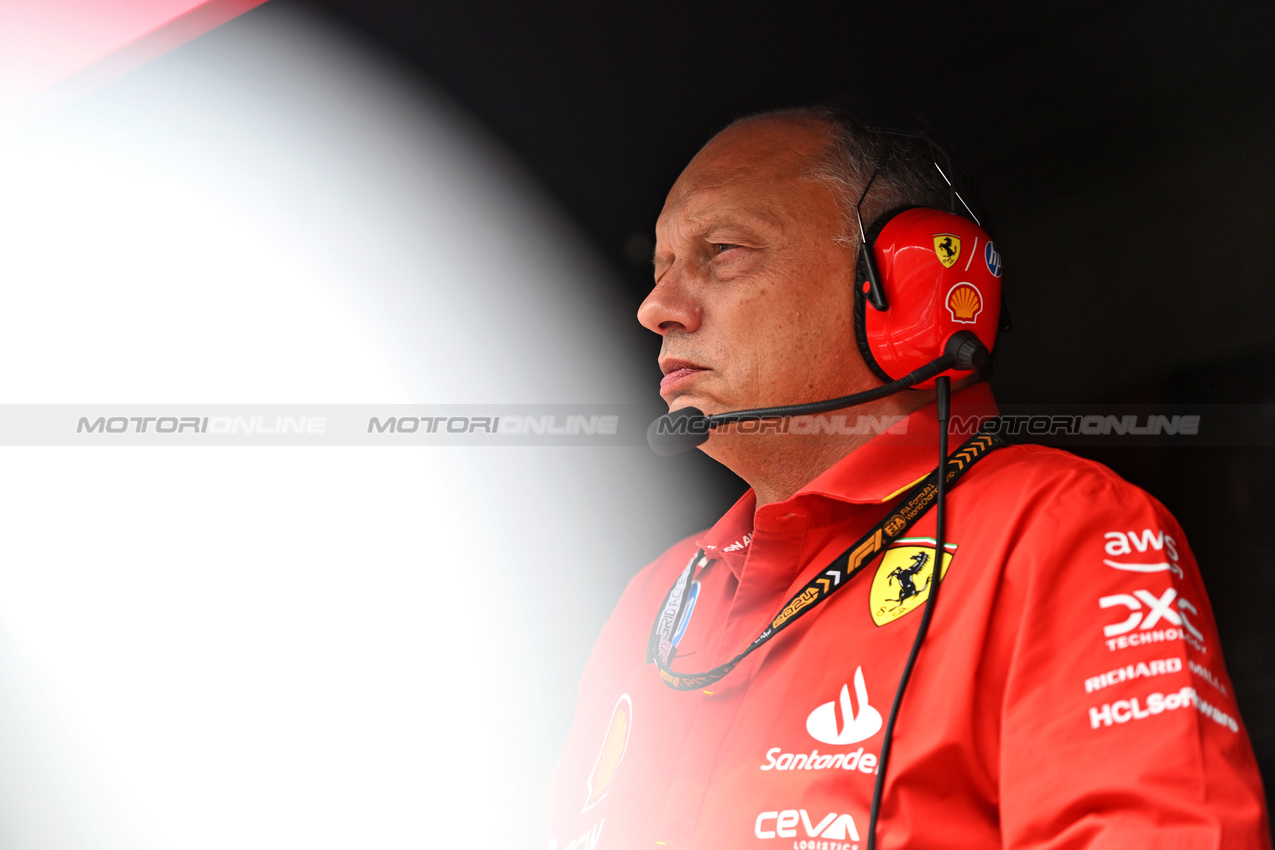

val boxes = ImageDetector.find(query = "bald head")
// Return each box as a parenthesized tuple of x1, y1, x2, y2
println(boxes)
(715, 107, 958, 247)
(662, 114, 837, 232)
(691, 113, 834, 173)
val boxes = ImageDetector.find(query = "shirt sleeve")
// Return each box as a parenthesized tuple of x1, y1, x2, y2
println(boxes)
(995, 453, 1270, 849)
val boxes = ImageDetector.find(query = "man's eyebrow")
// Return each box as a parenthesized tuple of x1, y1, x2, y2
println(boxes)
(652, 248, 674, 275)
(663, 215, 773, 249)
(651, 246, 670, 270)
(651, 201, 781, 271)
(703, 205, 787, 241)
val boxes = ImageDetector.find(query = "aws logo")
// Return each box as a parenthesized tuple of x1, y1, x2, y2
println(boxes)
(869, 538, 957, 626)
(1103, 528, 1183, 578)
(582, 694, 631, 812)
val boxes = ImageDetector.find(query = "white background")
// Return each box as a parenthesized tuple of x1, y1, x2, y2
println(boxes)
(0, 7, 701, 847)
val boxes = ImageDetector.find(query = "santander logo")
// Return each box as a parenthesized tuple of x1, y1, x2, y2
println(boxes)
(805, 667, 883, 746)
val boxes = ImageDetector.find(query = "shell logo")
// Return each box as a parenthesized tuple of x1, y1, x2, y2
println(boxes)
(582, 693, 632, 812)
(946, 283, 983, 324)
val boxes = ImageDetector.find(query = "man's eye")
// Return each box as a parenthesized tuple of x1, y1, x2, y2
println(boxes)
(712, 243, 739, 255)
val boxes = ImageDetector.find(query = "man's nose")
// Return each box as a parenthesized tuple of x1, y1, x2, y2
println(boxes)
(637, 267, 702, 335)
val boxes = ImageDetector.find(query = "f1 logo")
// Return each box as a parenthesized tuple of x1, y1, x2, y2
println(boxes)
(1099, 588, 1204, 642)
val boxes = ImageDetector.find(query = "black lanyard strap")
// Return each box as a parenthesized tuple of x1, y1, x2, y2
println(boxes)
(646, 428, 1004, 691)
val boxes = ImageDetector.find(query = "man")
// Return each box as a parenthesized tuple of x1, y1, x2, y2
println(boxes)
(543, 107, 1269, 849)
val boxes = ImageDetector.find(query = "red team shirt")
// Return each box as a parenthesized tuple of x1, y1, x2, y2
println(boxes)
(544, 384, 1269, 849)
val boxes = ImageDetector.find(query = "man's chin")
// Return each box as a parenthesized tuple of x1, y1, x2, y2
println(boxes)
(665, 396, 707, 415)
(663, 392, 733, 417)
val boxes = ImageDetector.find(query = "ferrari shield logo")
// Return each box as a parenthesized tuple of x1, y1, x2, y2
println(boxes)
(933, 234, 961, 268)
(870, 538, 957, 626)
(583, 693, 632, 812)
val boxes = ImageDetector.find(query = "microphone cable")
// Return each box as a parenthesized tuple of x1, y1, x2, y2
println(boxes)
(645, 336, 988, 847)
(866, 374, 953, 850)
(647, 330, 987, 457)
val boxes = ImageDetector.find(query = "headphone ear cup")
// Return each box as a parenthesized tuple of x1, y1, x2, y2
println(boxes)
(858, 207, 1002, 386)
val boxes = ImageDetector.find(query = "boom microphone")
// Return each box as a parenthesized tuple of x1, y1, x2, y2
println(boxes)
(646, 330, 987, 457)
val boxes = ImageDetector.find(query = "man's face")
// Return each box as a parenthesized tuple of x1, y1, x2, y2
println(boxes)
(639, 117, 881, 419)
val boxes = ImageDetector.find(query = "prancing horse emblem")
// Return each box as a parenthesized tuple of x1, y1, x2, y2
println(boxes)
(933, 233, 961, 268)
(887, 551, 931, 605)
(869, 538, 957, 626)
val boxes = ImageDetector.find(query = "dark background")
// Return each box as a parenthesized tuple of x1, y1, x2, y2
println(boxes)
(282, 0, 1275, 812)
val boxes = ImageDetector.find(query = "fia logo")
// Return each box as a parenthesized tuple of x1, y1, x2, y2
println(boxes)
(582, 694, 631, 812)
(806, 667, 883, 745)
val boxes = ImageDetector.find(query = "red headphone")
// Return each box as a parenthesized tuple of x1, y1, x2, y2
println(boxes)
(854, 206, 1003, 388)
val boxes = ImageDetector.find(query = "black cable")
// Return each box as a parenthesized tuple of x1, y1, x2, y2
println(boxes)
(647, 331, 988, 457)
(866, 375, 952, 850)
(708, 330, 987, 427)
(708, 356, 952, 425)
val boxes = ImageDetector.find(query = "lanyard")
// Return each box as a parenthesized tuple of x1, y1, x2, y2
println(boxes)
(646, 428, 1004, 691)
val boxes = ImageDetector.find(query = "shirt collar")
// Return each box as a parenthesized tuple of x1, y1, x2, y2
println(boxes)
(695, 382, 999, 572)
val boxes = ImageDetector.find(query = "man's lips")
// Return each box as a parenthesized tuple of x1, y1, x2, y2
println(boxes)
(659, 360, 708, 394)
